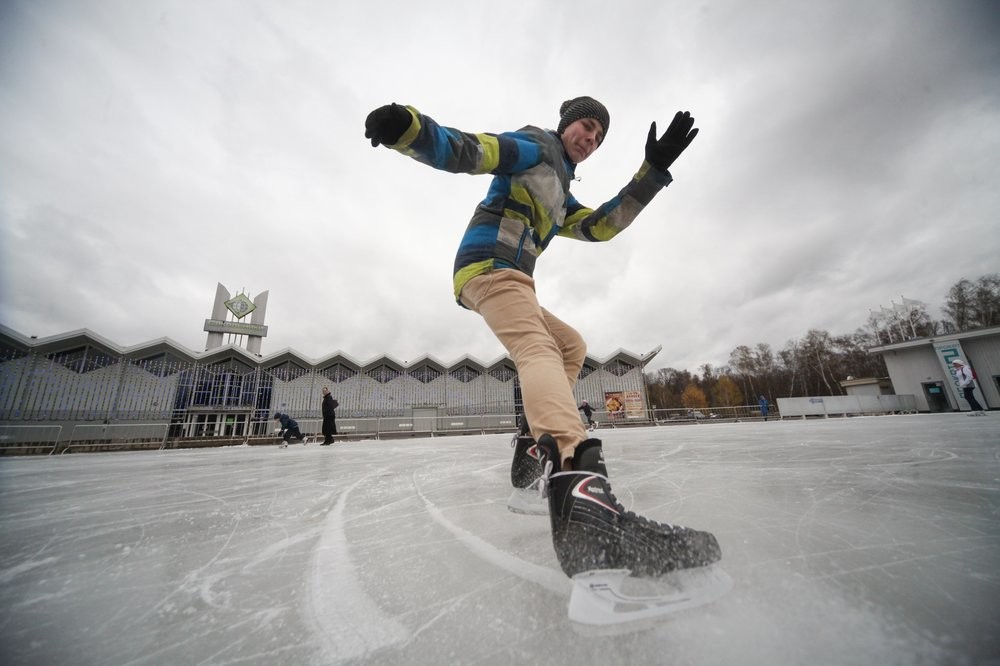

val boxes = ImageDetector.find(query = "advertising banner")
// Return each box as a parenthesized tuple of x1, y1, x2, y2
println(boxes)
(604, 390, 644, 421)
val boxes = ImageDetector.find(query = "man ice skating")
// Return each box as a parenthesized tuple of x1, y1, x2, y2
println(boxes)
(273, 412, 305, 444)
(364, 97, 720, 578)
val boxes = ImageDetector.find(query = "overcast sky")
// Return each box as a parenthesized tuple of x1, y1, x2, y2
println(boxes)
(1, 0, 998, 373)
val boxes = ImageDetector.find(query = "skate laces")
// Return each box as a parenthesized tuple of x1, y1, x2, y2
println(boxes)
(539, 459, 554, 499)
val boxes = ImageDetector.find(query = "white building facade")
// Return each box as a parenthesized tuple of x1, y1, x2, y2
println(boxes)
(869, 326, 999, 412)
(0, 324, 659, 440)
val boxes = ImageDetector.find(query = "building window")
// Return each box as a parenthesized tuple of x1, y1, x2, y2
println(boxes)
(191, 359, 256, 408)
(488, 366, 516, 382)
(0, 343, 27, 364)
(47, 346, 118, 373)
(134, 353, 187, 377)
(450, 365, 481, 383)
(605, 360, 635, 377)
(410, 366, 442, 384)
(267, 360, 308, 382)
(367, 365, 401, 384)
(319, 363, 357, 383)
(578, 363, 596, 380)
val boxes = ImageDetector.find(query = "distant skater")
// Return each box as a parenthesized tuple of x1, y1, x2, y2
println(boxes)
(273, 412, 305, 444)
(759, 395, 770, 421)
(578, 400, 598, 430)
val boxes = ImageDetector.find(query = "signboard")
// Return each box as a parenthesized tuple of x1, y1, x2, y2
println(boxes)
(224, 293, 257, 319)
(203, 319, 268, 336)
(604, 390, 644, 421)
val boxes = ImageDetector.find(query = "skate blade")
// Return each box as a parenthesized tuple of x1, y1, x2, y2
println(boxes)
(568, 565, 732, 634)
(506, 487, 548, 515)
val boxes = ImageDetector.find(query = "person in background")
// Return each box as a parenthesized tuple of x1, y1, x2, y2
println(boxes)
(273, 412, 305, 444)
(951, 359, 985, 414)
(759, 395, 770, 421)
(578, 399, 598, 430)
(321, 387, 339, 445)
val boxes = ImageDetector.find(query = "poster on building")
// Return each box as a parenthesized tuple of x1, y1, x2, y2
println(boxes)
(932, 341, 981, 410)
(604, 390, 644, 422)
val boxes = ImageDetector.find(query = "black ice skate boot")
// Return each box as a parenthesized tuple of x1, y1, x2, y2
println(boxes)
(507, 416, 547, 514)
(510, 415, 542, 489)
(537, 434, 721, 578)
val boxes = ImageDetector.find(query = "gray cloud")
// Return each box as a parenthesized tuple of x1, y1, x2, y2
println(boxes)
(1, 0, 997, 372)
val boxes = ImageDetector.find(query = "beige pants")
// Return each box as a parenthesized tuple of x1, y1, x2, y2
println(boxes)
(460, 270, 588, 462)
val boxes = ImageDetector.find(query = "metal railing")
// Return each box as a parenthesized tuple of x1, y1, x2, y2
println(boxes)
(0, 424, 64, 455)
(647, 405, 779, 423)
(0, 407, 789, 455)
(61, 423, 171, 454)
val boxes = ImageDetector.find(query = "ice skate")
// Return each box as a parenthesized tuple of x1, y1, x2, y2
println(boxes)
(537, 434, 721, 578)
(510, 418, 542, 489)
(507, 416, 547, 515)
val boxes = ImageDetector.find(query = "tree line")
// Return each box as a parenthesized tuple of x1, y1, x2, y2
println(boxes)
(645, 273, 1000, 410)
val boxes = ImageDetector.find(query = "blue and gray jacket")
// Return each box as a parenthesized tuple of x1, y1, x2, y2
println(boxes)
(387, 106, 674, 303)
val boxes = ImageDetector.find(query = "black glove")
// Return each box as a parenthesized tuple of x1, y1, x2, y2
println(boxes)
(364, 103, 412, 147)
(645, 111, 699, 172)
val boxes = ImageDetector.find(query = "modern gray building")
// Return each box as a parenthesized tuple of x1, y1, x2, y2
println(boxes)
(869, 326, 999, 412)
(0, 323, 659, 441)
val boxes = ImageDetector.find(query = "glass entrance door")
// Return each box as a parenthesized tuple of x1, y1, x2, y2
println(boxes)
(921, 382, 949, 412)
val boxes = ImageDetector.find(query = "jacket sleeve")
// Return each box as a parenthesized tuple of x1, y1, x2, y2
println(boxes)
(558, 161, 674, 242)
(390, 107, 544, 176)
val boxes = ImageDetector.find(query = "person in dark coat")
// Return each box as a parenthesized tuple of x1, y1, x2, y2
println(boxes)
(321, 387, 339, 445)
(577, 400, 597, 429)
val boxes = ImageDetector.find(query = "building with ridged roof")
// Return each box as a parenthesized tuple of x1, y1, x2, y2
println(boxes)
(0, 323, 659, 441)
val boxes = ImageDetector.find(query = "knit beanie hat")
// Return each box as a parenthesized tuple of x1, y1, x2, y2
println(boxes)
(556, 96, 610, 139)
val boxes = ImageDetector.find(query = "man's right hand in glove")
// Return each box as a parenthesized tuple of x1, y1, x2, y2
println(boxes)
(364, 103, 412, 147)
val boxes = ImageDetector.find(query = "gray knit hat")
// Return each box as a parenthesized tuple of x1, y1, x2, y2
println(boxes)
(556, 96, 610, 139)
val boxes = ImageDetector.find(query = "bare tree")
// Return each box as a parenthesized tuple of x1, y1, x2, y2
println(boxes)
(942, 274, 1000, 331)
(942, 278, 974, 332)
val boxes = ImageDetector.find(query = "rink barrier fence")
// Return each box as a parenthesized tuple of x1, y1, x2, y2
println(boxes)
(0, 399, 924, 455)
(776, 394, 917, 419)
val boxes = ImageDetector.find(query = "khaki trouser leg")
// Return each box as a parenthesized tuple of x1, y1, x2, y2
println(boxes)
(460, 270, 588, 462)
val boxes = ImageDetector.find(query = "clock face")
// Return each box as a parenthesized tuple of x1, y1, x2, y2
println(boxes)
(225, 294, 257, 320)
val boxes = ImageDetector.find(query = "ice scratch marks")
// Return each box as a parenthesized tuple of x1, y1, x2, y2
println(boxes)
(240, 526, 323, 574)
(0, 556, 60, 585)
(413, 472, 570, 597)
(304, 476, 408, 663)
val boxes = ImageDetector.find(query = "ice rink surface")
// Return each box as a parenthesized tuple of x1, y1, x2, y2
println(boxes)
(1, 413, 998, 666)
